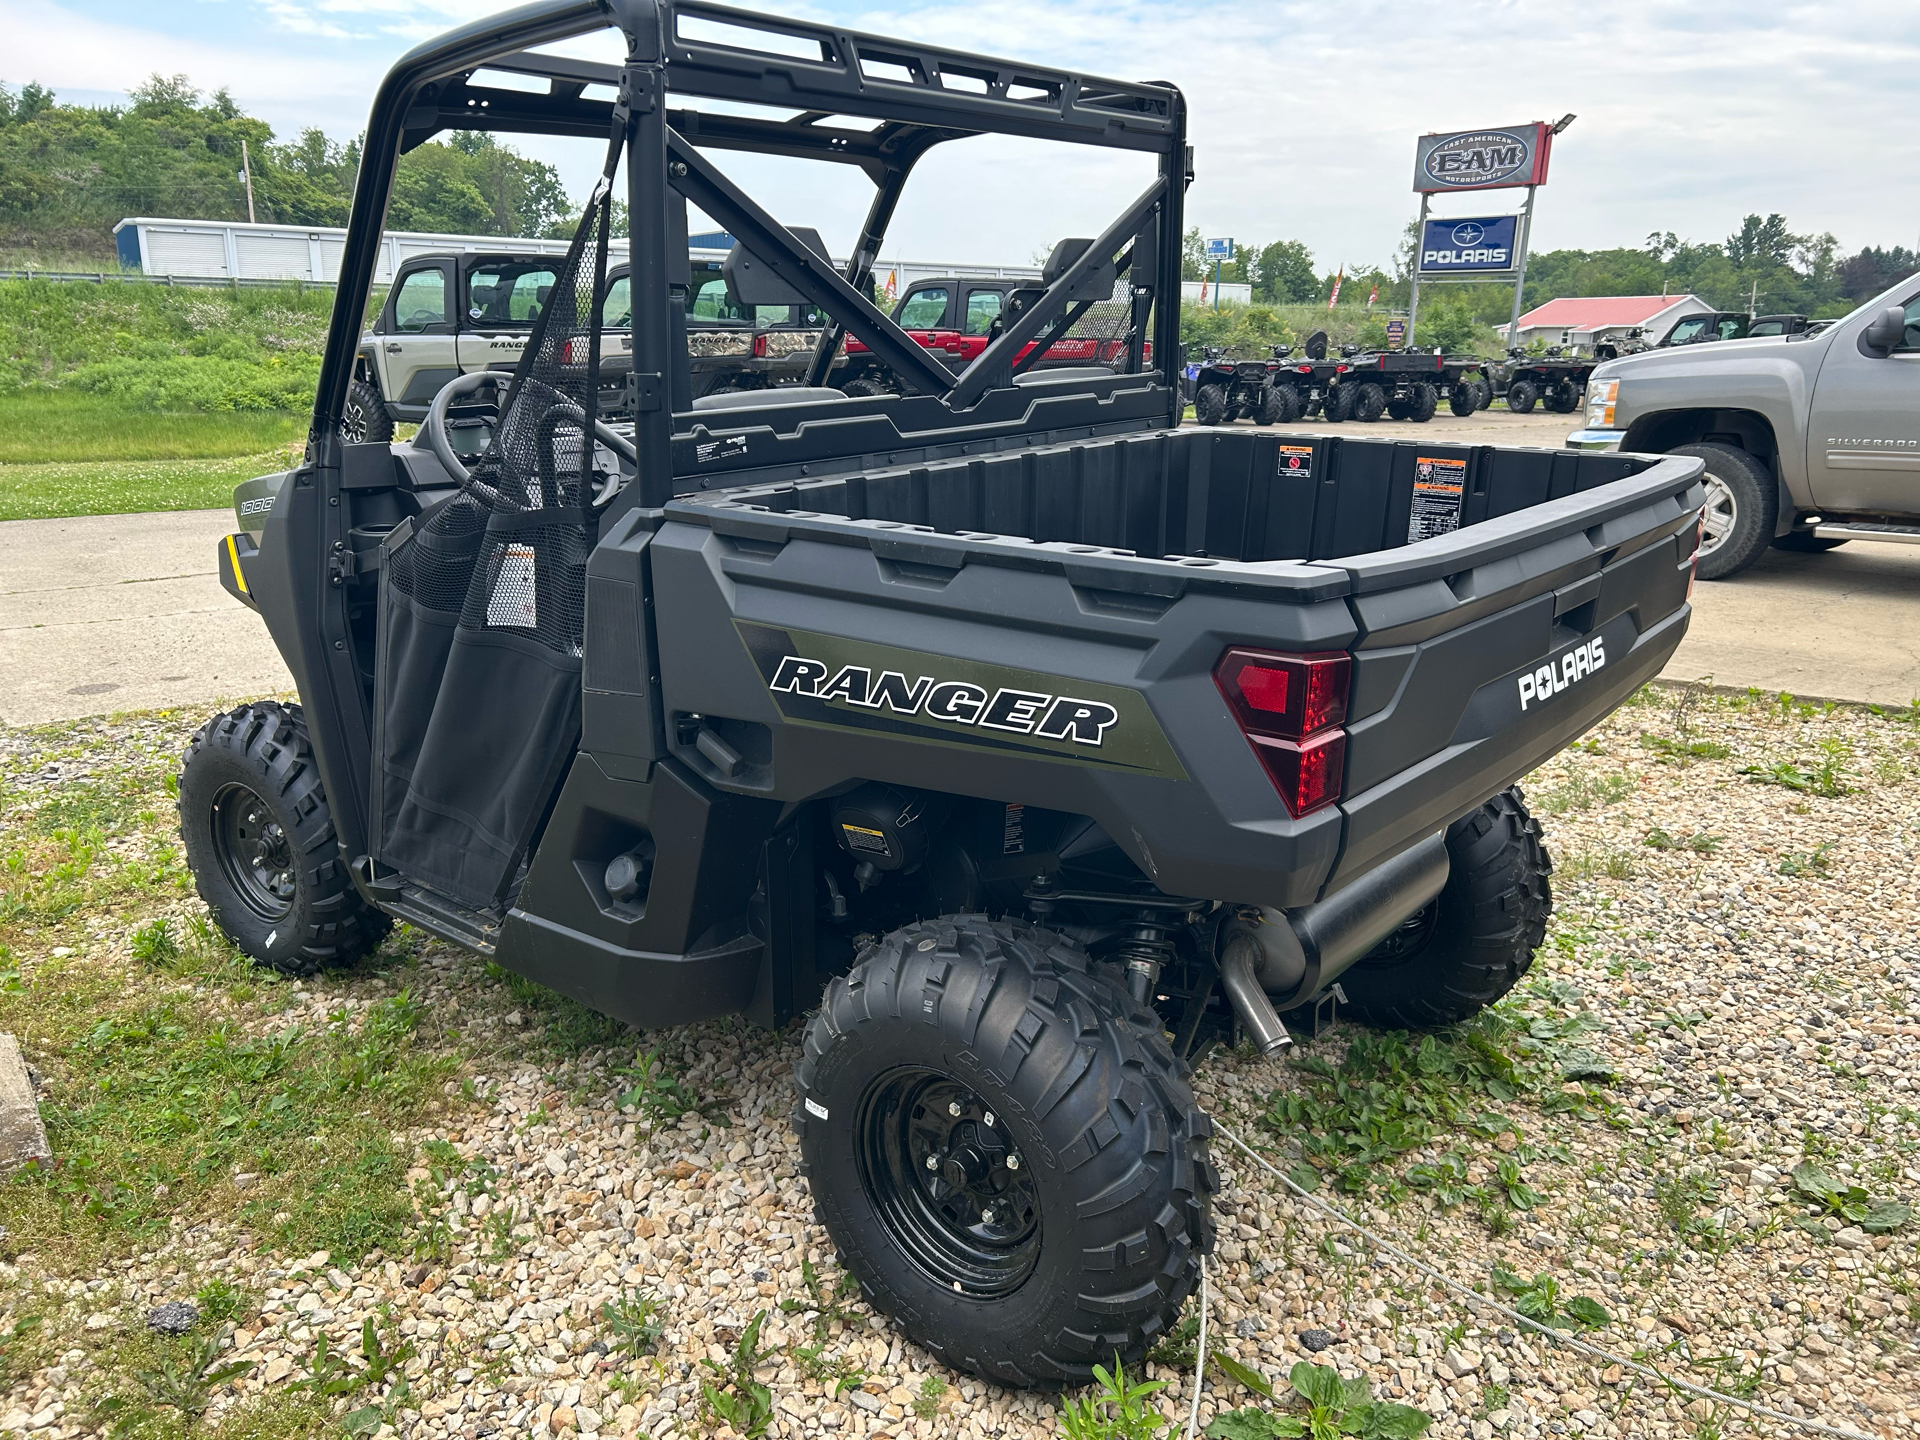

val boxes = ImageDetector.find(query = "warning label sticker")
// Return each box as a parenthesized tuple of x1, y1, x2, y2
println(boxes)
(695, 433, 749, 464)
(1276, 443, 1314, 480)
(840, 823, 891, 857)
(1408, 456, 1467, 543)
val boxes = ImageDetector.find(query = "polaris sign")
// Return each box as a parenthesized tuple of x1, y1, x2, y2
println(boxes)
(1417, 216, 1518, 274)
(1413, 123, 1552, 193)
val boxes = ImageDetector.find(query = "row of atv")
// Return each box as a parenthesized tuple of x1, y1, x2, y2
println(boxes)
(1185, 341, 1593, 426)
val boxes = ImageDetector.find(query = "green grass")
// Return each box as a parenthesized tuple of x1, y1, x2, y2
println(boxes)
(0, 392, 308, 464)
(0, 448, 299, 520)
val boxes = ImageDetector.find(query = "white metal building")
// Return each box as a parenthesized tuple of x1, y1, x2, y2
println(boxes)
(112, 217, 1041, 292)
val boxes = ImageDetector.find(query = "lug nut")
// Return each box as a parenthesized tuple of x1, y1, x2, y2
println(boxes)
(948, 1101, 963, 1118)
(980, 1208, 994, 1223)
(925, 1154, 939, 1171)
(982, 1111, 995, 1127)
(1005, 1154, 1021, 1171)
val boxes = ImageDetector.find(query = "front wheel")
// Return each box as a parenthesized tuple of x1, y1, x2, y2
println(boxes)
(1672, 441, 1778, 580)
(1334, 788, 1552, 1029)
(1193, 382, 1229, 426)
(178, 703, 391, 975)
(1505, 379, 1538, 414)
(795, 916, 1216, 1388)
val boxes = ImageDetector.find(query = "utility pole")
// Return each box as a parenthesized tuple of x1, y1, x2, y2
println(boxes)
(239, 138, 257, 225)
(1503, 183, 1537, 352)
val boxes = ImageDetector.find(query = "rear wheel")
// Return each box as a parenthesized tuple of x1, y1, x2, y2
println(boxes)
(1474, 376, 1494, 410)
(1506, 379, 1538, 414)
(841, 376, 892, 398)
(1353, 382, 1387, 422)
(1386, 396, 1412, 421)
(1448, 379, 1480, 416)
(1321, 385, 1354, 422)
(1194, 383, 1229, 426)
(1673, 441, 1777, 579)
(1270, 385, 1303, 423)
(1548, 378, 1581, 413)
(178, 703, 390, 975)
(795, 916, 1215, 1388)
(1336, 788, 1552, 1029)
(1407, 382, 1439, 422)
(1254, 386, 1286, 425)
(343, 380, 394, 445)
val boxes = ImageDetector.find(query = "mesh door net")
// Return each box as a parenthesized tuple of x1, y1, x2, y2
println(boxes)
(372, 137, 621, 911)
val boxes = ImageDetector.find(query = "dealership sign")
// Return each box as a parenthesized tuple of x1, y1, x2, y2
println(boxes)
(1413, 123, 1552, 193)
(1417, 215, 1519, 274)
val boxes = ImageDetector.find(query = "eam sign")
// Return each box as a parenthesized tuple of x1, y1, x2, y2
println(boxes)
(1412, 124, 1552, 193)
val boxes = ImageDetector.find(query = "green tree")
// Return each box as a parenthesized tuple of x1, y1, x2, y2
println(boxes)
(1252, 239, 1316, 302)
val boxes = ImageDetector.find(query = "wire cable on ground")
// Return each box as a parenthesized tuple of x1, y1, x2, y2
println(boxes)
(1211, 1119, 1878, 1440)
(1181, 1252, 1210, 1440)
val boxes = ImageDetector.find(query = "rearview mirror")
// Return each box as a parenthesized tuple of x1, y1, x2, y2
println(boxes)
(1859, 304, 1906, 358)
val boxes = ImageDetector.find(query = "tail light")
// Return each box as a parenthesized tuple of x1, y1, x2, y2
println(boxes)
(752, 333, 769, 358)
(561, 336, 587, 365)
(1214, 648, 1352, 817)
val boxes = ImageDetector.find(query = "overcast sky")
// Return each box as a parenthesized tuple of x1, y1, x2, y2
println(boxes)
(7, 0, 1918, 273)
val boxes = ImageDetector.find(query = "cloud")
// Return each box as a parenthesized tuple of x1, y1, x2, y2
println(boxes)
(7, 0, 1916, 270)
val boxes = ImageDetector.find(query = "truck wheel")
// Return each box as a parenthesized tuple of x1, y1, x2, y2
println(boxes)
(794, 916, 1216, 1388)
(1353, 382, 1387, 422)
(1193, 383, 1228, 426)
(343, 380, 394, 445)
(1335, 788, 1551, 1030)
(1408, 382, 1439, 422)
(1321, 385, 1353, 423)
(1505, 379, 1538, 414)
(1672, 441, 1777, 580)
(1448, 381, 1479, 417)
(178, 702, 391, 975)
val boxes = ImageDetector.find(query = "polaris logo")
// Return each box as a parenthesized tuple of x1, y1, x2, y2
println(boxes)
(1518, 636, 1606, 712)
(769, 654, 1120, 746)
(1423, 245, 1510, 268)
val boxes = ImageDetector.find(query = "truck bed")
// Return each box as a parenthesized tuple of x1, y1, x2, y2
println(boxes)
(617, 427, 1702, 908)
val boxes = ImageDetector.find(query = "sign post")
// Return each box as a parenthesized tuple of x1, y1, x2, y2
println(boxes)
(1204, 237, 1234, 311)
(1407, 120, 1563, 351)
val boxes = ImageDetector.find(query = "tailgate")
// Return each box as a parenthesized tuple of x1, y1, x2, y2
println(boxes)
(1327, 454, 1703, 886)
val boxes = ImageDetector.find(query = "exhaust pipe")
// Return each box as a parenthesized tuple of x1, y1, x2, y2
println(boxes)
(1217, 934, 1291, 1054)
(1219, 832, 1451, 1014)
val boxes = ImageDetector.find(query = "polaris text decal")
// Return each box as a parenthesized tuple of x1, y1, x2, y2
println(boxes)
(1518, 636, 1605, 712)
(735, 622, 1189, 779)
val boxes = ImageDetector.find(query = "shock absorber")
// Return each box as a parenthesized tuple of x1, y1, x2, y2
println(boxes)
(1115, 910, 1179, 1004)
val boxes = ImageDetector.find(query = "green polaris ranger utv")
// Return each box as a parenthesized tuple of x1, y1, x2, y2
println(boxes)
(184, 0, 1704, 1388)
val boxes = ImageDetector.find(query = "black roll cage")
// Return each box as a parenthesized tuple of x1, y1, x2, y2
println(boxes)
(310, 0, 1190, 507)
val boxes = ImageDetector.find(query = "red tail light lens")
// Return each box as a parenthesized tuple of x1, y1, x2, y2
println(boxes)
(1247, 731, 1347, 816)
(1214, 648, 1352, 817)
(1215, 649, 1350, 738)
(561, 336, 586, 365)
(752, 333, 769, 358)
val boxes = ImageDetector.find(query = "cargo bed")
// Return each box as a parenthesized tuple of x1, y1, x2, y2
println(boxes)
(622, 428, 1703, 907)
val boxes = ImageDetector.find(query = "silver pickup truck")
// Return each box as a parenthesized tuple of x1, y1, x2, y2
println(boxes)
(1569, 272, 1920, 578)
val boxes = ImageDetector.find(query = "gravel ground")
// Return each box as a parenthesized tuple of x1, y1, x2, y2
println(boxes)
(1, 686, 1917, 1439)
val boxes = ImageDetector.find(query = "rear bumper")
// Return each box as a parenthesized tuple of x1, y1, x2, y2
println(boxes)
(1564, 428, 1624, 453)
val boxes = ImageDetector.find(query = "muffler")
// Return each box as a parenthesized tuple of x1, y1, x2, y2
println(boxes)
(1217, 832, 1450, 1021)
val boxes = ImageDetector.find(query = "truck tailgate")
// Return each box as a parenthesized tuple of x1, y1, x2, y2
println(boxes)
(651, 429, 1702, 906)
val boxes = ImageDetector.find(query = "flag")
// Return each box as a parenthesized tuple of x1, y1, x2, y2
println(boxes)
(1326, 267, 1344, 312)
(1367, 283, 1379, 309)
(882, 269, 899, 303)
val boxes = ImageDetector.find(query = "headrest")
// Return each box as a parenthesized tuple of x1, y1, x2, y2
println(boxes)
(723, 227, 831, 307)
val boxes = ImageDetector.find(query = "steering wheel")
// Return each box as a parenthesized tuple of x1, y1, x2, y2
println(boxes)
(423, 371, 638, 504)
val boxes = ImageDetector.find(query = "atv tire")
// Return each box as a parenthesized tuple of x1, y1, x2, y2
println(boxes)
(1407, 382, 1439, 423)
(178, 702, 390, 975)
(1320, 384, 1354, 423)
(1547, 378, 1581, 413)
(1335, 788, 1552, 1030)
(1448, 380, 1479, 417)
(794, 915, 1216, 1388)
(1353, 382, 1387, 422)
(1505, 379, 1539, 414)
(1194, 383, 1229, 426)
(1674, 441, 1777, 580)
(1254, 386, 1286, 425)
(343, 380, 394, 445)
(1473, 376, 1495, 410)
(841, 377, 893, 398)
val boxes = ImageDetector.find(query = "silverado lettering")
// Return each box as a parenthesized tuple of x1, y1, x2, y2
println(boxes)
(770, 654, 1120, 746)
(1518, 636, 1606, 712)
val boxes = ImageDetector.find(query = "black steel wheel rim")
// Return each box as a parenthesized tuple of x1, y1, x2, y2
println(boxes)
(855, 1067, 1042, 1297)
(210, 782, 297, 922)
(1355, 897, 1441, 967)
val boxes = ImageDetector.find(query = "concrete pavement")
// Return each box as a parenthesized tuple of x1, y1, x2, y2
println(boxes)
(3, 423, 1915, 727)
(0, 509, 292, 727)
